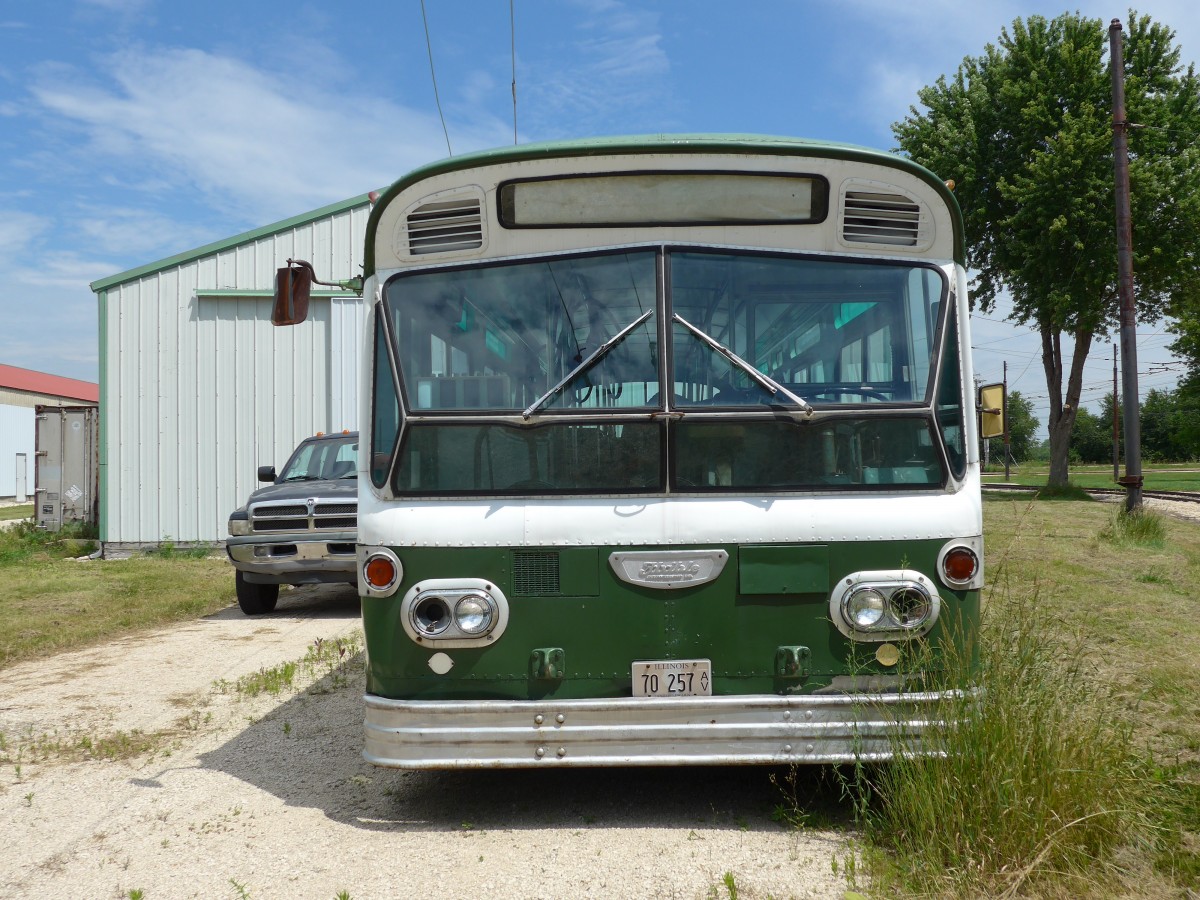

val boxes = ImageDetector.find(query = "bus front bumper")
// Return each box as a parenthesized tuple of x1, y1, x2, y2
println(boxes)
(363, 691, 956, 768)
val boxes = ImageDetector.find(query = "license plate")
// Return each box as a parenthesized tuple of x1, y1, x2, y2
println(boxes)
(632, 659, 712, 697)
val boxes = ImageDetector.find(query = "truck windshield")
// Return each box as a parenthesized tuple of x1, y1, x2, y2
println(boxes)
(281, 436, 358, 481)
(375, 248, 956, 495)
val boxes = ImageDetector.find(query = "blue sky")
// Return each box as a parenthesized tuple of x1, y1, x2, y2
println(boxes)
(2, 0, 1197, 435)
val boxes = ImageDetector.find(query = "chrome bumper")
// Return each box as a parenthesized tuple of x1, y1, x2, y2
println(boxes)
(226, 533, 356, 582)
(363, 691, 952, 768)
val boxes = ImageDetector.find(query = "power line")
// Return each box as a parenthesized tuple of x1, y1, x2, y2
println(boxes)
(510, 0, 518, 145)
(420, 0, 453, 156)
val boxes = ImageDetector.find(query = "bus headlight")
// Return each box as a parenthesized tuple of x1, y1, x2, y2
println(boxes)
(399, 579, 509, 648)
(413, 595, 452, 635)
(455, 594, 494, 634)
(830, 571, 941, 642)
(844, 588, 886, 628)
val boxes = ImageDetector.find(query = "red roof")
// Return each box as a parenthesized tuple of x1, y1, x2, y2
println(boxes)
(0, 364, 99, 403)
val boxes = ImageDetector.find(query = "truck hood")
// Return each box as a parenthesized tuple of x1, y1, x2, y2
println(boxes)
(244, 478, 358, 508)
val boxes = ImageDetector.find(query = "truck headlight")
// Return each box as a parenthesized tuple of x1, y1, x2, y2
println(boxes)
(228, 514, 251, 536)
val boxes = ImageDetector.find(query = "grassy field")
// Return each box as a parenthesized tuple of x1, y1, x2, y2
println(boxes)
(0, 522, 233, 668)
(0, 504, 34, 522)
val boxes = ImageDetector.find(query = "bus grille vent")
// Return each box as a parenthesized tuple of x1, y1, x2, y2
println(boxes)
(407, 198, 483, 255)
(513, 552, 561, 595)
(841, 190, 924, 247)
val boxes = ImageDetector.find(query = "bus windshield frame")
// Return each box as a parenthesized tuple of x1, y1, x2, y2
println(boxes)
(372, 245, 961, 496)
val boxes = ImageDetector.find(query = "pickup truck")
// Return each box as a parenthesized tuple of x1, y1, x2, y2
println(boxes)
(226, 431, 358, 615)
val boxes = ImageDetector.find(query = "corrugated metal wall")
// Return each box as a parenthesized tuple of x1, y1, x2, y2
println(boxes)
(98, 200, 371, 545)
(0, 404, 35, 497)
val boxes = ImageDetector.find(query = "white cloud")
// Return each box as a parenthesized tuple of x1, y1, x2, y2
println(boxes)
(76, 0, 152, 13)
(72, 205, 212, 258)
(522, 1, 670, 137)
(0, 210, 52, 259)
(30, 45, 510, 225)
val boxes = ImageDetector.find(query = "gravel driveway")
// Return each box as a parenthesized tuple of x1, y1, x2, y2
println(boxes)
(1, 583, 852, 900)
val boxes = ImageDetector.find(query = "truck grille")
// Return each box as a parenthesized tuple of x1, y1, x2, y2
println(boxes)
(251, 501, 358, 533)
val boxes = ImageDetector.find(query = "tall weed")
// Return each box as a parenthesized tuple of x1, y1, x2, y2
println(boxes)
(1100, 506, 1167, 548)
(0, 520, 97, 565)
(859, 586, 1158, 897)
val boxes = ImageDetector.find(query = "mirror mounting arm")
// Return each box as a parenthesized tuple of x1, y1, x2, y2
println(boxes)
(272, 259, 363, 326)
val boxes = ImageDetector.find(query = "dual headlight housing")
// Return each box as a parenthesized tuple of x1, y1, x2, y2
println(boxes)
(830, 570, 942, 642)
(398, 578, 510, 648)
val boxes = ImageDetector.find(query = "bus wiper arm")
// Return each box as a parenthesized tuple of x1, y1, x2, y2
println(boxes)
(523, 309, 653, 420)
(672, 313, 813, 418)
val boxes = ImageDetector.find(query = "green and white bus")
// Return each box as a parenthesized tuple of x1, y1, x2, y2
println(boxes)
(276, 134, 985, 768)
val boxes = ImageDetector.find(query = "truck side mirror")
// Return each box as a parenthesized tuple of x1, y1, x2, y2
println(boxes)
(977, 382, 1006, 439)
(273, 262, 313, 326)
(257, 465, 277, 483)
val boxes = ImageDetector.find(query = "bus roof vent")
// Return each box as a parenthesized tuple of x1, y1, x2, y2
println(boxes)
(406, 195, 484, 256)
(839, 180, 932, 250)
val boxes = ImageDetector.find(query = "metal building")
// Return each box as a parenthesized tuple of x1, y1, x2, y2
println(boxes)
(90, 194, 371, 550)
(0, 364, 99, 501)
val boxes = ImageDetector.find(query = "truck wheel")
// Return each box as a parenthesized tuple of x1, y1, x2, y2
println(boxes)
(236, 571, 279, 615)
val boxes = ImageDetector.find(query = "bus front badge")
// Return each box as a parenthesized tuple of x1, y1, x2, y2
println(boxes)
(609, 550, 729, 589)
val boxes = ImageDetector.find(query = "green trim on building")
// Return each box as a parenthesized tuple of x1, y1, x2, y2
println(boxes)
(97, 289, 108, 542)
(90, 193, 373, 292)
(193, 289, 357, 299)
(364, 134, 966, 275)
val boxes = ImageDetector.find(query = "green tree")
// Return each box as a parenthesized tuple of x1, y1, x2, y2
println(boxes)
(985, 389, 1039, 464)
(1137, 386, 1200, 461)
(894, 11, 1200, 486)
(1070, 407, 1112, 464)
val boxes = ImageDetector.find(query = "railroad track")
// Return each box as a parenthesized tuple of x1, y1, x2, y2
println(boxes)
(982, 482, 1200, 504)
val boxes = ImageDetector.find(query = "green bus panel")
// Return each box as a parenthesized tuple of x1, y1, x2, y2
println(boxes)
(362, 540, 979, 702)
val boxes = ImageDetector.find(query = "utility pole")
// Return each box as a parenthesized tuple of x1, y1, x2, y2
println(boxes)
(1110, 19, 1143, 512)
(1111, 343, 1120, 482)
(1003, 361, 1011, 480)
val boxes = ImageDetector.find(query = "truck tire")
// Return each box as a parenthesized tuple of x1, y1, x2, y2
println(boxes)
(236, 571, 279, 615)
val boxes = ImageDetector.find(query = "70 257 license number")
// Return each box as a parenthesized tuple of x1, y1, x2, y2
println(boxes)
(631, 659, 712, 697)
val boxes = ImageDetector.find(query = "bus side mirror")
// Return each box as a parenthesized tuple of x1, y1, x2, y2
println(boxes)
(273, 262, 313, 326)
(978, 382, 1005, 439)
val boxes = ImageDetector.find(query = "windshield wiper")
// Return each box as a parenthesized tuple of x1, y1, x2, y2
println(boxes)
(672, 313, 813, 419)
(282, 474, 320, 482)
(522, 309, 653, 420)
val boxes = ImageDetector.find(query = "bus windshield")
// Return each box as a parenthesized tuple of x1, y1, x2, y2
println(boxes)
(376, 247, 955, 494)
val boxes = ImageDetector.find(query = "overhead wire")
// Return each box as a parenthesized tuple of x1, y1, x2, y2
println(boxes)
(420, 0, 453, 156)
(510, 0, 518, 144)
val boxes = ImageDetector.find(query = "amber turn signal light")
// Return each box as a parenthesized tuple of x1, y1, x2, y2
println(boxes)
(941, 546, 979, 585)
(365, 555, 397, 590)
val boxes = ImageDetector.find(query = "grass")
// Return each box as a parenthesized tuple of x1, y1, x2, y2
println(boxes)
(0, 521, 234, 669)
(1101, 505, 1168, 548)
(1030, 481, 1094, 501)
(214, 633, 362, 698)
(846, 498, 1200, 897)
(0, 504, 34, 522)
